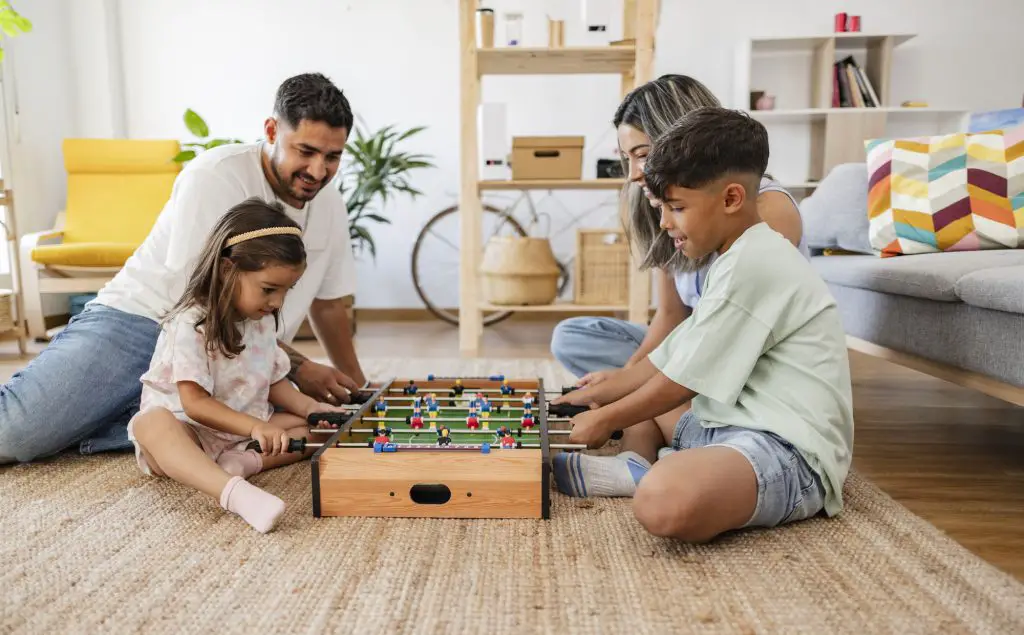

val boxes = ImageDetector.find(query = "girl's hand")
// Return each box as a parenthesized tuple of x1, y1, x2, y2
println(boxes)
(251, 422, 289, 456)
(568, 408, 615, 449)
(306, 402, 348, 428)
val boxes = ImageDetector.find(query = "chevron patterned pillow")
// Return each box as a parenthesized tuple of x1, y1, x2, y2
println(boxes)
(864, 127, 1024, 257)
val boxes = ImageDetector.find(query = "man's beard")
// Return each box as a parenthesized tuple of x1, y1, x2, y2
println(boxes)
(270, 150, 325, 202)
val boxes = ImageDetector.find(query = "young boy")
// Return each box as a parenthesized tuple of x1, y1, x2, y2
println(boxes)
(552, 108, 853, 542)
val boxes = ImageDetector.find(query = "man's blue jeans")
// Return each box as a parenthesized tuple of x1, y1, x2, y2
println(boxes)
(549, 316, 648, 378)
(0, 304, 160, 463)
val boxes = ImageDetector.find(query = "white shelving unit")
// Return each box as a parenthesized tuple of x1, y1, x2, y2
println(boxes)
(733, 33, 968, 192)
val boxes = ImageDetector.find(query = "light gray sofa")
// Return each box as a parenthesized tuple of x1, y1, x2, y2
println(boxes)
(801, 163, 1024, 405)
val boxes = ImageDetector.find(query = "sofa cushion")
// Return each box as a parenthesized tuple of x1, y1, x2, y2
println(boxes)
(801, 163, 874, 254)
(865, 126, 1024, 257)
(954, 265, 1024, 314)
(811, 250, 1024, 302)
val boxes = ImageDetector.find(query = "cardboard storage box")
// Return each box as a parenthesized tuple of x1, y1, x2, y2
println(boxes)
(511, 136, 584, 180)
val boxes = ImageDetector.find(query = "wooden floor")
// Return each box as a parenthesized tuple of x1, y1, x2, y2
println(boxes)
(2, 319, 1022, 580)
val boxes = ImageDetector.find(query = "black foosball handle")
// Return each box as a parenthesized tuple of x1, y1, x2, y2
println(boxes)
(306, 411, 350, 426)
(548, 402, 624, 441)
(249, 438, 307, 454)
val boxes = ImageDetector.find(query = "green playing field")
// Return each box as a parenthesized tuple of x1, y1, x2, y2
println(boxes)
(355, 395, 542, 447)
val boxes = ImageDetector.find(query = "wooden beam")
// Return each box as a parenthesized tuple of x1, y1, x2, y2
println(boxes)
(458, 0, 483, 355)
(846, 336, 1024, 408)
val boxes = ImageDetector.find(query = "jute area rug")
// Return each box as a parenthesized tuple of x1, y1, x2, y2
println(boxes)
(2, 357, 1023, 634)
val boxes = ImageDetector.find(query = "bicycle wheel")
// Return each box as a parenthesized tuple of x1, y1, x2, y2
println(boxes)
(411, 203, 528, 326)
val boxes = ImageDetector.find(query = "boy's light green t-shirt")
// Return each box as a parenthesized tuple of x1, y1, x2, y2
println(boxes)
(648, 222, 854, 516)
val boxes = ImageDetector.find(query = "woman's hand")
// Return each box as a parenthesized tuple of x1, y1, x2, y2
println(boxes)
(552, 385, 600, 407)
(567, 408, 616, 449)
(251, 422, 290, 456)
(578, 369, 619, 388)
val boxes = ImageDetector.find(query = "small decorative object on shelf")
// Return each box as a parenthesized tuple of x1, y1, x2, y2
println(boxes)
(511, 136, 584, 180)
(755, 93, 776, 111)
(479, 237, 561, 306)
(475, 7, 494, 48)
(548, 18, 565, 47)
(596, 158, 623, 178)
(581, 0, 612, 44)
(503, 12, 522, 46)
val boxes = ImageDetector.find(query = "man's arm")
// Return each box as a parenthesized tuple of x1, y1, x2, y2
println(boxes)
(278, 340, 309, 379)
(308, 297, 366, 386)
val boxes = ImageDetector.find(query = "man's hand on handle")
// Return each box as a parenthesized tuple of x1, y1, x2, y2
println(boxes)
(292, 359, 361, 404)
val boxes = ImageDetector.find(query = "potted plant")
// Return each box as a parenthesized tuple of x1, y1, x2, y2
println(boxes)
(0, 2, 31, 61)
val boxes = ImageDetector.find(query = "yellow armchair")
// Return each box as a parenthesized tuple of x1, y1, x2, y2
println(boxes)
(20, 139, 182, 339)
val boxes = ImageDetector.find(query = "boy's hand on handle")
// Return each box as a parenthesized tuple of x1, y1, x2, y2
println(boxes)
(293, 360, 360, 404)
(251, 422, 289, 456)
(552, 385, 600, 408)
(568, 408, 615, 449)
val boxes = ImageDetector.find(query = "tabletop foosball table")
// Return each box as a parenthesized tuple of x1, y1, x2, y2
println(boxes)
(292, 375, 601, 519)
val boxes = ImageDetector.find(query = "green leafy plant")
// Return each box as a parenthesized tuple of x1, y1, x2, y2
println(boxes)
(0, 2, 32, 62)
(338, 123, 434, 259)
(172, 109, 244, 164)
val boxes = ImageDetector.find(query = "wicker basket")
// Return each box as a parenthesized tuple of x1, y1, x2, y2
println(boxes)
(574, 229, 629, 305)
(0, 289, 15, 333)
(479, 236, 560, 305)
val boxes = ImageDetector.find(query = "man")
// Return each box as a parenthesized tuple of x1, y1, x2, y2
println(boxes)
(0, 73, 366, 464)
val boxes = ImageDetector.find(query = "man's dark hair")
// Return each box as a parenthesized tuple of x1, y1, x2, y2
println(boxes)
(273, 72, 354, 131)
(643, 107, 769, 202)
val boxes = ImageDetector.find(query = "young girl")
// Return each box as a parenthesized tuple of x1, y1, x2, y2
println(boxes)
(127, 197, 346, 534)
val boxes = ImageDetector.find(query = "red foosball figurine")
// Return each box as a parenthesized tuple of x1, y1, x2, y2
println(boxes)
(374, 426, 391, 445)
(466, 414, 479, 429)
(410, 415, 424, 429)
(500, 431, 516, 448)
(521, 412, 535, 429)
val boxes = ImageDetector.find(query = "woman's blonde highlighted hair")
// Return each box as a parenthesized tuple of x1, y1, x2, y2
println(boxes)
(614, 74, 720, 273)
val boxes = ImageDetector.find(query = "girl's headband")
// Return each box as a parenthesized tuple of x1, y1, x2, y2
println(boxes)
(225, 226, 302, 247)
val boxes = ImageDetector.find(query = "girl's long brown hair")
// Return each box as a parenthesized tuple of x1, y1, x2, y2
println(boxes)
(164, 197, 306, 358)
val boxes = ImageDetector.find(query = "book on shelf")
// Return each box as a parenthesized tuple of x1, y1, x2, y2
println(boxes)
(832, 55, 880, 108)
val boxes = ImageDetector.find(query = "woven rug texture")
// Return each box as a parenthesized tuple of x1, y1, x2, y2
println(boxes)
(2, 357, 1023, 634)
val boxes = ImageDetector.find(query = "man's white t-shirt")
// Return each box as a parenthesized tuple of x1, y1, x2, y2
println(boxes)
(94, 142, 357, 343)
(648, 222, 854, 516)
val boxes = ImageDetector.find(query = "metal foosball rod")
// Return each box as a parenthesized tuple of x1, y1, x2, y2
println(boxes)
(351, 416, 570, 424)
(249, 439, 587, 453)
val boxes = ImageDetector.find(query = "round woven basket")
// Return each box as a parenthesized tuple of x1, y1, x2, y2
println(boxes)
(479, 236, 560, 305)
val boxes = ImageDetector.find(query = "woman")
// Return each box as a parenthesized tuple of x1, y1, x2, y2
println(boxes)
(550, 74, 807, 380)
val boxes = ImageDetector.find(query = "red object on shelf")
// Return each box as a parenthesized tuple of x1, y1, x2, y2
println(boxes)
(848, 15, 861, 32)
(834, 12, 847, 32)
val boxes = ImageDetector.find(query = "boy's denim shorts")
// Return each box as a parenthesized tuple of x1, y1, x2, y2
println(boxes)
(671, 410, 826, 528)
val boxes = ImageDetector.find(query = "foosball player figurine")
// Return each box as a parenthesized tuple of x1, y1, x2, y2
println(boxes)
(410, 414, 424, 429)
(479, 395, 492, 418)
(500, 379, 515, 397)
(437, 425, 452, 446)
(428, 397, 440, 419)
(466, 410, 479, 430)
(412, 395, 424, 409)
(500, 428, 516, 448)
(374, 426, 392, 445)
(402, 380, 418, 395)
(373, 397, 388, 416)
(521, 412, 535, 429)
(522, 392, 534, 414)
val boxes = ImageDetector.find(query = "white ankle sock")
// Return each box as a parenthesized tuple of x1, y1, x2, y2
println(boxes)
(553, 450, 651, 498)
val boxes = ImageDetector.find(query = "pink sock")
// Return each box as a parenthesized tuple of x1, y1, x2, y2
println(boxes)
(216, 450, 264, 478)
(219, 476, 285, 533)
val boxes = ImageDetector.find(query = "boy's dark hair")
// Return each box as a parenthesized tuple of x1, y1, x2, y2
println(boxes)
(273, 72, 354, 131)
(165, 198, 306, 358)
(644, 107, 770, 202)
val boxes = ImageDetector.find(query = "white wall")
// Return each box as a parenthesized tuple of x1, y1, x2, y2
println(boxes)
(9, 0, 1024, 311)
